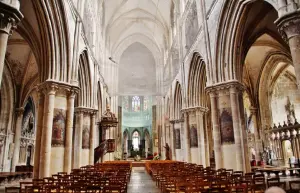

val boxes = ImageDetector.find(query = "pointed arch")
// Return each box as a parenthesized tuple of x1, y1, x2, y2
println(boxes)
(77, 50, 92, 108)
(214, 0, 280, 84)
(32, 0, 71, 82)
(174, 82, 183, 120)
(187, 53, 207, 107)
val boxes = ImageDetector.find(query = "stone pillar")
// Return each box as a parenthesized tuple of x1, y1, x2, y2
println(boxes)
(89, 112, 96, 165)
(74, 109, 83, 168)
(276, 13, 300, 88)
(33, 92, 44, 178)
(39, 85, 57, 178)
(0, 2, 22, 87)
(183, 112, 191, 162)
(11, 107, 24, 172)
(64, 90, 76, 173)
(229, 86, 244, 171)
(209, 92, 222, 169)
(196, 108, 206, 167)
(250, 107, 262, 160)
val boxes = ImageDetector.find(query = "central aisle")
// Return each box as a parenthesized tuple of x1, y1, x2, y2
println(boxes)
(127, 167, 160, 193)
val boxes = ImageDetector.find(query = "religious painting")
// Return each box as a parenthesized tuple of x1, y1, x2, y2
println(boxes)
(82, 125, 90, 149)
(190, 124, 198, 147)
(52, 108, 66, 147)
(175, 129, 181, 149)
(220, 108, 235, 144)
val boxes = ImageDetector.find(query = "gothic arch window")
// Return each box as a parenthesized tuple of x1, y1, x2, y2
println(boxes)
(132, 131, 140, 150)
(123, 96, 129, 110)
(132, 96, 140, 112)
(144, 96, 149, 111)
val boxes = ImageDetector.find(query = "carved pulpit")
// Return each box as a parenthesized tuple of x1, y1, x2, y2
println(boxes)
(98, 105, 118, 157)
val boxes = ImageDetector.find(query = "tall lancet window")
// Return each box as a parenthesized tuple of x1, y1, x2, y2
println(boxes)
(132, 131, 140, 150)
(132, 96, 140, 112)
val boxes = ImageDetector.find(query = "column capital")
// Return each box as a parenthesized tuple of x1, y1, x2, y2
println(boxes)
(0, 2, 23, 35)
(169, 118, 184, 124)
(250, 106, 258, 114)
(275, 10, 300, 42)
(38, 80, 80, 96)
(181, 106, 209, 114)
(15, 107, 24, 116)
(75, 107, 97, 115)
(206, 80, 244, 94)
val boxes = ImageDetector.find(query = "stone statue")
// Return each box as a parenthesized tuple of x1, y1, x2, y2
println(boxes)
(285, 97, 296, 124)
(164, 143, 171, 160)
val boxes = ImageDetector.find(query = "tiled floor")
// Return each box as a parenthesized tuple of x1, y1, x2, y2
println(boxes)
(127, 167, 160, 193)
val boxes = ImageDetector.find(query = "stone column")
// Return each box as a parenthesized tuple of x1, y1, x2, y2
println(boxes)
(89, 112, 96, 165)
(11, 107, 24, 172)
(183, 112, 191, 162)
(64, 90, 76, 173)
(229, 86, 244, 171)
(250, 107, 262, 160)
(39, 85, 57, 178)
(196, 108, 206, 166)
(74, 109, 83, 168)
(0, 2, 22, 87)
(276, 13, 300, 88)
(33, 92, 44, 178)
(209, 92, 222, 169)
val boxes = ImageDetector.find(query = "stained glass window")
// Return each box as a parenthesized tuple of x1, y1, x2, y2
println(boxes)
(144, 97, 148, 111)
(132, 96, 140, 112)
(132, 131, 140, 150)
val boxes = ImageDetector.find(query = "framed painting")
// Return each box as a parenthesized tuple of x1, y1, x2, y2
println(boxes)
(82, 125, 90, 149)
(190, 124, 198, 147)
(220, 108, 235, 144)
(52, 108, 66, 147)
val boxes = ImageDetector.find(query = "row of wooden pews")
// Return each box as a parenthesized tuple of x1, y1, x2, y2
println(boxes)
(5, 162, 131, 193)
(148, 162, 300, 193)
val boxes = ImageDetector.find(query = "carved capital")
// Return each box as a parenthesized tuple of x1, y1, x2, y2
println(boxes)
(75, 107, 97, 115)
(206, 80, 244, 94)
(169, 118, 184, 124)
(15, 107, 24, 116)
(0, 2, 23, 35)
(275, 11, 300, 42)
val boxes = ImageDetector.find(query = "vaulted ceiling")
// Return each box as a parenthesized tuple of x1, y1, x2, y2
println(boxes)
(103, 0, 174, 96)
(104, 0, 174, 60)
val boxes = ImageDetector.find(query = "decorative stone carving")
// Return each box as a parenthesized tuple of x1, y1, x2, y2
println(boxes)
(275, 12, 300, 42)
(285, 96, 296, 124)
(0, 2, 23, 35)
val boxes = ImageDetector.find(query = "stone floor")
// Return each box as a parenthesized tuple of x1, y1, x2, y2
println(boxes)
(127, 167, 160, 193)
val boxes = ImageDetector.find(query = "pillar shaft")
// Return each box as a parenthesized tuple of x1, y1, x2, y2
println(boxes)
(0, 3, 22, 87)
(89, 113, 96, 165)
(74, 110, 83, 168)
(64, 91, 76, 173)
(209, 92, 222, 169)
(230, 87, 244, 171)
(11, 108, 24, 172)
(196, 109, 206, 166)
(250, 107, 262, 160)
(39, 86, 57, 178)
(183, 112, 191, 162)
(33, 92, 44, 178)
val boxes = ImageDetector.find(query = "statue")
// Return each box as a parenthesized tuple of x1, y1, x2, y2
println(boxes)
(285, 97, 296, 124)
(164, 143, 171, 160)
